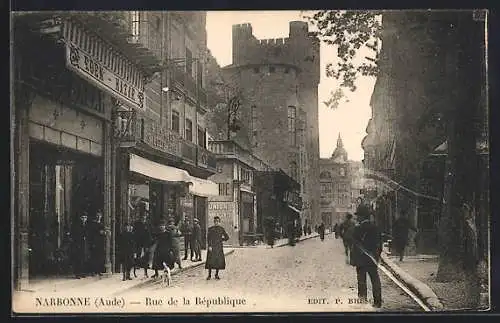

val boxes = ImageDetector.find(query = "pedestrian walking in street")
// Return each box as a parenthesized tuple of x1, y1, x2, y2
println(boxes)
(71, 212, 91, 279)
(119, 223, 136, 281)
(264, 217, 276, 248)
(133, 214, 153, 277)
(205, 216, 230, 280)
(350, 205, 383, 308)
(286, 220, 296, 246)
(339, 213, 357, 264)
(191, 218, 202, 261)
(333, 223, 339, 239)
(166, 217, 183, 269)
(318, 222, 326, 241)
(303, 222, 307, 237)
(152, 220, 176, 278)
(392, 212, 417, 262)
(180, 217, 194, 261)
(89, 209, 106, 276)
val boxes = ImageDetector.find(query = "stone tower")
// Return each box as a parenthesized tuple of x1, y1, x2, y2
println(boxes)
(223, 21, 321, 227)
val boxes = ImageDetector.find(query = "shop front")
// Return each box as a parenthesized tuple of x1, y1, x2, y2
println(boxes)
(13, 13, 160, 289)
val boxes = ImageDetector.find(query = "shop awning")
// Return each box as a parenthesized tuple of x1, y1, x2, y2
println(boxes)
(287, 204, 301, 214)
(129, 154, 192, 183)
(188, 177, 219, 197)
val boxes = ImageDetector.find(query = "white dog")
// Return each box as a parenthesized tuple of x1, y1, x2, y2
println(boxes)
(161, 261, 172, 287)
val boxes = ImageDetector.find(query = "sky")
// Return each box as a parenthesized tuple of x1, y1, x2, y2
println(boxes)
(206, 11, 376, 161)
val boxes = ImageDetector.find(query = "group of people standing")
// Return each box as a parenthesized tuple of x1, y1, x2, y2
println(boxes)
(119, 215, 230, 281)
(71, 210, 107, 279)
(118, 215, 202, 281)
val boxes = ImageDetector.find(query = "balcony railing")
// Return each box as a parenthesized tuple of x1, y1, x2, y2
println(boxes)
(208, 140, 274, 172)
(172, 66, 186, 87)
(116, 112, 181, 157)
(181, 140, 197, 165)
(197, 146, 217, 173)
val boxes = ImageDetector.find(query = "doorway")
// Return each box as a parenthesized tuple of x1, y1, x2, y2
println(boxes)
(28, 141, 103, 277)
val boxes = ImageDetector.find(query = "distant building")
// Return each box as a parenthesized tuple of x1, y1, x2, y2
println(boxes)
(319, 134, 355, 227)
(220, 21, 321, 228)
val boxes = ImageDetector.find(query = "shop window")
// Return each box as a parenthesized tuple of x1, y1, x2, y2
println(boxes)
(218, 183, 230, 196)
(185, 118, 193, 142)
(172, 110, 180, 133)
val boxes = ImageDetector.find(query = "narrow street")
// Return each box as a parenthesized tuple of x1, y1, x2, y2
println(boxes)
(124, 234, 422, 312)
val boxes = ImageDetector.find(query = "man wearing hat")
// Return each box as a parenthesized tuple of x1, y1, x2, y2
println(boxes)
(350, 204, 383, 308)
(119, 223, 136, 281)
(191, 218, 202, 261)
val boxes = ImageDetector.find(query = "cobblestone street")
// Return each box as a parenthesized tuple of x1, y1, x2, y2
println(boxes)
(123, 234, 422, 313)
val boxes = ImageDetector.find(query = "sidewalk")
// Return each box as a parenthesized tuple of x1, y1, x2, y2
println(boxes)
(380, 252, 488, 311)
(18, 248, 235, 297)
(274, 230, 331, 248)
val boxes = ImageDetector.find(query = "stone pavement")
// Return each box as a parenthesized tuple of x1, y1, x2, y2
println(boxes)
(14, 248, 235, 297)
(381, 253, 489, 311)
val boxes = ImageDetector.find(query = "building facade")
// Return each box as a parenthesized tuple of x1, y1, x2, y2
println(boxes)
(12, 11, 219, 289)
(221, 21, 321, 228)
(319, 135, 352, 227)
(207, 140, 274, 246)
(361, 10, 488, 268)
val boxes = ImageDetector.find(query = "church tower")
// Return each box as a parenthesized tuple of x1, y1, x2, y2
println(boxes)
(331, 133, 348, 163)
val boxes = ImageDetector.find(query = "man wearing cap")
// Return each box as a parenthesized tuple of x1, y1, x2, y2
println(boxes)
(119, 223, 136, 281)
(350, 204, 383, 308)
(191, 218, 202, 261)
(180, 217, 194, 261)
(205, 216, 230, 280)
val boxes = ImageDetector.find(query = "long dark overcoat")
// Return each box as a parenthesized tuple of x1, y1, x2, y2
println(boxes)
(205, 225, 229, 270)
(350, 220, 382, 267)
(152, 230, 176, 270)
(119, 231, 136, 267)
(71, 221, 91, 268)
(89, 220, 105, 273)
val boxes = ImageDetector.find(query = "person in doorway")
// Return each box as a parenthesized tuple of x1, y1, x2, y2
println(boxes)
(205, 216, 230, 280)
(119, 223, 136, 281)
(392, 212, 417, 262)
(180, 217, 194, 261)
(71, 212, 91, 279)
(133, 214, 153, 277)
(339, 213, 357, 264)
(166, 217, 183, 269)
(350, 205, 383, 308)
(318, 222, 326, 241)
(191, 218, 202, 261)
(89, 210, 106, 276)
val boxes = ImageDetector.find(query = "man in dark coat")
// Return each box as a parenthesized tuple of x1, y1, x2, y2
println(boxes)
(318, 222, 326, 241)
(180, 218, 194, 261)
(350, 205, 383, 308)
(205, 216, 230, 280)
(264, 217, 276, 248)
(152, 221, 174, 278)
(392, 212, 417, 262)
(166, 218, 182, 269)
(71, 212, 91, 279)
(191, 218, 202, 261)
(339, 213, 357, 264)
(89, 210, 106, 276)
(133, 214, 152, 277)
(119, 223, 136, 281)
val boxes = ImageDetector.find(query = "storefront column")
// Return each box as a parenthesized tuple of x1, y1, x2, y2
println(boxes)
(103, 117, 114, 274)
(13, 83, 34, 290)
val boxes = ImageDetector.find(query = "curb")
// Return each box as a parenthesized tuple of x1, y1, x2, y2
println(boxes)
(112, 249, 236, 295)
(275, 232, 332, 248)
(380, 253, 444, 311)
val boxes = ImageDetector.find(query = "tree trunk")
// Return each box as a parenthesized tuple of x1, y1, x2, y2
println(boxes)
(436, 14, 480, 285)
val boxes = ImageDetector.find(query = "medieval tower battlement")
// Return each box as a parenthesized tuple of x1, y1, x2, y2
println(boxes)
(224, 21, 321, 227)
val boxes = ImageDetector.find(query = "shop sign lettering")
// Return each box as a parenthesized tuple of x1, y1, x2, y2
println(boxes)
(66, 44, 145, 110)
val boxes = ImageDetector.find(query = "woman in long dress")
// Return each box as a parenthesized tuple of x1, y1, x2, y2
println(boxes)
(205, 216, 229, 280)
